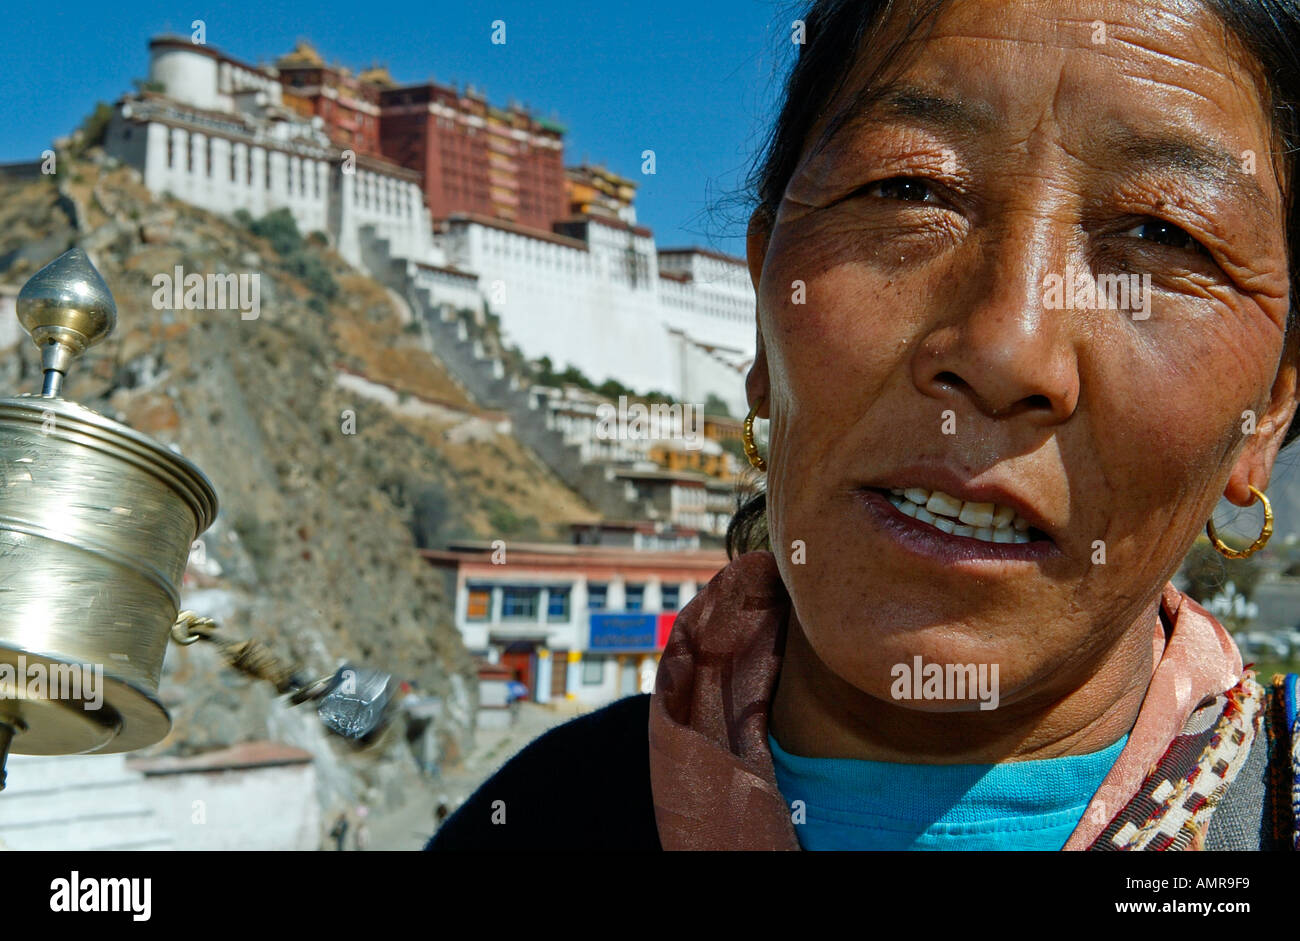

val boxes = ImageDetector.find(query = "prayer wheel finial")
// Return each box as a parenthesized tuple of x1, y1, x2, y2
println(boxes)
(16, 247, 117, 397)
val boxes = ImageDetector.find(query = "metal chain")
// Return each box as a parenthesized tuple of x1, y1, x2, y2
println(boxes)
(169, 610, 336, 702)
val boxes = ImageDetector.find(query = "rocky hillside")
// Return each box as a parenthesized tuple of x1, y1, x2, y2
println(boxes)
(0, 152, 597, 836)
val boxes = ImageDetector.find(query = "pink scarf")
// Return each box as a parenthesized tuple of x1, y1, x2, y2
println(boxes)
(648, 550, 1244, 851)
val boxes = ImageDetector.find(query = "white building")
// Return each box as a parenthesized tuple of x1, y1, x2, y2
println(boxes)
(102, 36, 755, 419)
(104, 37, 431, 267)
(421, 541, 727, 706)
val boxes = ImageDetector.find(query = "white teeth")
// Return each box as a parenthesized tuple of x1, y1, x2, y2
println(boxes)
(882, 485, 1040, 545)
(958, 502, 995, 527)
(925, 491, 963, 517)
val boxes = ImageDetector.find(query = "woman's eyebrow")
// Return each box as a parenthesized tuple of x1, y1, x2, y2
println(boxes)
(811, 82, 1276, 221)
(1097, 127, 1274, 222)
(810, 81, 998, 159)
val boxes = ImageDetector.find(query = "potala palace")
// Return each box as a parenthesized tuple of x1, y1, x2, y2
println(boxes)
(102, 36, 755, 418)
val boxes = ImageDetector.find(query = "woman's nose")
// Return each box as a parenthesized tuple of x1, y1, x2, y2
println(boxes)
(911, 221, 1082, 425)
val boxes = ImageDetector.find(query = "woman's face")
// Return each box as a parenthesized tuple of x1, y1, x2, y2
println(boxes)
(748, 0, 1298, 712)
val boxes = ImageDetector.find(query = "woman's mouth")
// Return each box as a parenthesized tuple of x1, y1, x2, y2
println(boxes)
(854, 485, 1059, 566)
(882, 487, 1046, 544)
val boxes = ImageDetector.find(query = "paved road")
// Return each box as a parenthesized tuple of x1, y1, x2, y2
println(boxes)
(369, 700, 592, 850)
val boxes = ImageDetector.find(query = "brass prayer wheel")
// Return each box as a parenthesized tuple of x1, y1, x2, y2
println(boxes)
(0, 248, 218, 786)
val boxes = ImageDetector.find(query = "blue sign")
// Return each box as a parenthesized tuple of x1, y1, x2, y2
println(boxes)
(589, 612, 657, 651)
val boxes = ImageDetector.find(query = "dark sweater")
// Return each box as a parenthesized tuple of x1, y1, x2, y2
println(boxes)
(426, 685, 1290, 850)
(426, 693, 661, 850)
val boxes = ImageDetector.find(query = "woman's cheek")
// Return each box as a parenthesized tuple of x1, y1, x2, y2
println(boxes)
(1101, 315, 1265, 472)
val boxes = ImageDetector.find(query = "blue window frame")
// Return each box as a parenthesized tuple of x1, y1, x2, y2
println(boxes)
(661, 583, 680, 611)
(588, 582, 608, 611)
(501, 586, 539, 620)
(547, 587, 571, 622)
(625, 583, 645, 612)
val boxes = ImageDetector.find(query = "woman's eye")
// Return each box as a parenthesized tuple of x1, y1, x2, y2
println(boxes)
(1120, 219, 1206, 255)
(864, 177, 937, 203)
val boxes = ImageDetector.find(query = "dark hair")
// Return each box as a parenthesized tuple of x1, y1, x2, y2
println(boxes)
(727, 0, 1300, 559)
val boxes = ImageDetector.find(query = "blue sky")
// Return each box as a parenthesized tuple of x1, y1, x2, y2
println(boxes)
(1, 0, 801, 258)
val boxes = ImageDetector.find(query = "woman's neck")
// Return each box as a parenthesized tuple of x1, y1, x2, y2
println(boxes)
(767, 600, 1159, 764)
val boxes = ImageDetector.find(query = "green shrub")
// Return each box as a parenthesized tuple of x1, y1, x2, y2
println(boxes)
(248, 207, 303, 256)
(72, 103, 114, 155)
(286, 249, 338, 299)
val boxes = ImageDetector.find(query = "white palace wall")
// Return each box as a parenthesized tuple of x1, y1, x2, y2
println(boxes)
(441, 220, 680, 398)
(104, 42, 754, 413)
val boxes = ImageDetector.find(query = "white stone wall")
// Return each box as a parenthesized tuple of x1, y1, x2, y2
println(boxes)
(676, 331, 750, 418)
(109, 110, 438, 266)
(443, 221, 681, 398)
(149, 45, 282, 114)
(570, 654, 621, 704)
(346, 169, 429, 265)
(134, 762, 320, 850)
(658, 263, 754, 351)
(411, 264, 483, 315)
(0, 754, 173, 850)
(117, 114, 333, 236)
(439, 219, 753, 410)
(150, 47, 221, 111)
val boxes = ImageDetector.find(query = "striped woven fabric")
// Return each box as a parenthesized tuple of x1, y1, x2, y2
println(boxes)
(1284, 674, 1299, 850)
(1090, 674, 1264, 850)
(1088, 672, 1299, 851)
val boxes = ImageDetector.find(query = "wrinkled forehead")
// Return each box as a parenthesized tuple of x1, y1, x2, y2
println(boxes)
(799, 0, 1282, 198)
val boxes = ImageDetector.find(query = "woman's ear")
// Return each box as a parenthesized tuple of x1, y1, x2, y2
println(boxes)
(746, 207, 770, 295)
(1224, 351, 1299, 505)
(745, 208, 772, 419)
(745, 329, 770, 420)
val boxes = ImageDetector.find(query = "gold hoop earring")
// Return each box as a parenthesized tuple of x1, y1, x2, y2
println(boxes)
(743, 397, 767, 472)
(1206, 484, 1273, 559)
